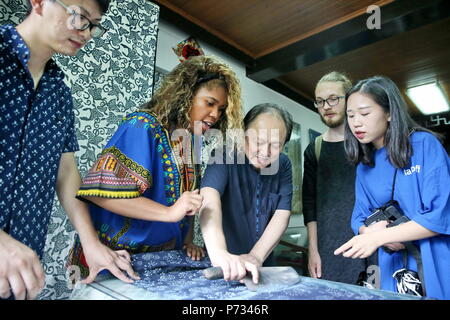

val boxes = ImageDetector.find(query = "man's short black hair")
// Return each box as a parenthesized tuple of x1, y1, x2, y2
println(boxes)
(94, 0, 111, 14)
(26, 0, 111, 16)
(244, 103, 294, 144)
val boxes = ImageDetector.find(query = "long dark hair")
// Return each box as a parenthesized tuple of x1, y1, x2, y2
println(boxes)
(344, 76, 439, 168)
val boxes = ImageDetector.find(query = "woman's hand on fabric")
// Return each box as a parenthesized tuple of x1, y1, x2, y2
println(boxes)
(334, 233, 382, 259)
(308, 248, 322, 279)
(81, 241, 141, 284)
(183, 242, 206, 261)
(168, 189, 203, 222)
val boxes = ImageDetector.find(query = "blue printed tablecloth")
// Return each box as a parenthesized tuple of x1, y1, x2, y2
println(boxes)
(71, 250, 424, 300)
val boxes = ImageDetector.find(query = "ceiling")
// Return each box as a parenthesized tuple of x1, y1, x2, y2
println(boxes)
(153, 0, 450, 134)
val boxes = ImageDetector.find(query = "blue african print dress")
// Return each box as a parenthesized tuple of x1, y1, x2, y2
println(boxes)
(68, 111, 200, 277)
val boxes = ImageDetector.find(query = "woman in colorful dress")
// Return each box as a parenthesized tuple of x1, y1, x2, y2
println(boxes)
(68, 56, 244, 282)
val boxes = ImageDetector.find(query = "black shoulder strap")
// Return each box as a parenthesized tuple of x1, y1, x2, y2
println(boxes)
(390, 168, 398, 201)
(392, 168, 426, 295)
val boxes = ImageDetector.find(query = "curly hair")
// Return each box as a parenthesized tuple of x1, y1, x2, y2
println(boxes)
(143, 56, 244, 136)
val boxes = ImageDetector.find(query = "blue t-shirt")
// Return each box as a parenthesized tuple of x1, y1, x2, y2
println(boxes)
(0, 25, 79, 258)
(201, 151, 293, 265)
(351, 131, 450, 299)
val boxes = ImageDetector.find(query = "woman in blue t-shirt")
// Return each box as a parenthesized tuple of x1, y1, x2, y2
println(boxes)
(334, 76, 450, 299)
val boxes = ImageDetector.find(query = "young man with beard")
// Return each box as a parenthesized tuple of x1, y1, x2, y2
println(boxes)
(0, 0, 139, 300)
(302, 72, 365, 284)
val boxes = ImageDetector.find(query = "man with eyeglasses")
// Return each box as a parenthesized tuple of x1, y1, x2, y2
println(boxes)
(0, 0, 139, 300)
(301, 72, 365, 284)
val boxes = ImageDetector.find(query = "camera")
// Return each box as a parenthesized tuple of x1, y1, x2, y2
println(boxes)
(364, 200, 411, 254)
(364, 200, 410, 228)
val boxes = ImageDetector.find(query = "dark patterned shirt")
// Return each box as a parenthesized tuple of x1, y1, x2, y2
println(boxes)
(0, 24, 79, 258)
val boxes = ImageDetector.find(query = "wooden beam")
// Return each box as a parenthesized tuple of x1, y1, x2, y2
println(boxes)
(152, 0, 255, 66)
(247, 0, 450, 83)
(254, 0, 394, 58)
(262, 79, 316, 112)
(154, 0, 257, 60)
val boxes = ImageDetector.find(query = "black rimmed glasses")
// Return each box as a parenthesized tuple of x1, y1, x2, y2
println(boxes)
(314, 96, 345, 109)
(54, 0, 107, 38)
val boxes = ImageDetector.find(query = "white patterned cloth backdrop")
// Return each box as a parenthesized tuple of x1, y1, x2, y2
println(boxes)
(0, 0, 160, 299)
